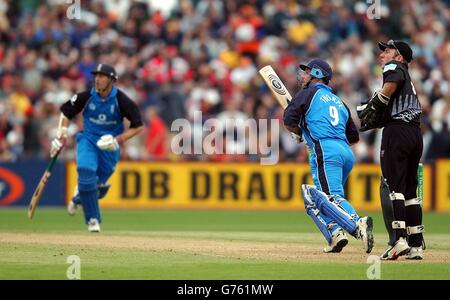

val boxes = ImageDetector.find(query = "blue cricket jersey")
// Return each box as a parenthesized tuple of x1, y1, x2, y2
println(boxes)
(283, 83, 359, 195)
(283, 83, 359, 148)
(82, 87, 124, 138)
(60, 86, 143, 141)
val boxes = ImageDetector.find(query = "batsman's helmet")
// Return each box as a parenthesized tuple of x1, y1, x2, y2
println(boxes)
(299, 58, 333, 84)
(91, 63, 118, 80)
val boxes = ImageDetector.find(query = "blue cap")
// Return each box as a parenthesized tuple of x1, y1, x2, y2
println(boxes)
(299, 58, 333, 83)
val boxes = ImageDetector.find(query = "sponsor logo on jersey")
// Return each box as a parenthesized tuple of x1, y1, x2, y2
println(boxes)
(88, 117, 118, 126)
(70, 94, 78, 105)
(383, 63, 397, 73)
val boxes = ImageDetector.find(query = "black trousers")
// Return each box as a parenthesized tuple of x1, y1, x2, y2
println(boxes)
(380, 122, 423, 246)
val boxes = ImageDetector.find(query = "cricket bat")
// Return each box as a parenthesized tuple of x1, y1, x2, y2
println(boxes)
(258, 65, 292, 109)
(28, 154, 60, 219)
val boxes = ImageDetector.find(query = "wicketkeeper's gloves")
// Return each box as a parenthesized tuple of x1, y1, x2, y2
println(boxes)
(356, 91, 389, 132)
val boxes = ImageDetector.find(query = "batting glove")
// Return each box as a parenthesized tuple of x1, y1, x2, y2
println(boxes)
(290, 132, 303, 144)
(50, 127, 68, 157)
(97, 134, 120, 152)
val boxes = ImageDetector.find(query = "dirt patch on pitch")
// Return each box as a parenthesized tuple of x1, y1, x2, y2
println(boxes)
(1, 232, 449, 263)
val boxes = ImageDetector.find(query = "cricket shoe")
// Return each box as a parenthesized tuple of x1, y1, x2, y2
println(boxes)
(356, 216, 374, 253)
(324, 229, 348, 253)
(67, 200, 81, 216)
(406, 246, 423, 260)
(380, 237, 409, 260)
(87, 218, 101, 233)
(67, 185, 81, 216)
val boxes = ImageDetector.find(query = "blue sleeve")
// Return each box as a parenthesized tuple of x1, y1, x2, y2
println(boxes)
(283, 89, 315, 128)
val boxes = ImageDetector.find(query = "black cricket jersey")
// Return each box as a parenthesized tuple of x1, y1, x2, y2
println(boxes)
(382, 60, 421, 126)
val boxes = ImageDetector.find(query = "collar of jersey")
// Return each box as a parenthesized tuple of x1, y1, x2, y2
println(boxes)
(90, 86, 118, 100)
(385, 59, 407, 68)
(310, 82, 332, 91)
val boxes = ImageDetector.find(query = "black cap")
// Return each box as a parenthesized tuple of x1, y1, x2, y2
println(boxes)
(91, 63, 118, 80)
(378, 40, 413, 63)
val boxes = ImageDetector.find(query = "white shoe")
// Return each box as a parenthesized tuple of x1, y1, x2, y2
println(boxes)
(324, 229, 349, 253)
(380, 237, 409, 260)
(356, 216, 374, 253)
(68, 185, 82, 216)
(406, 246, 423, 260)
(87, 218, 101, 233)
(67, 201, 81, 216)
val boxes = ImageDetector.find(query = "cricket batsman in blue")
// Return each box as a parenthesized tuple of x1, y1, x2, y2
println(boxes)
(50, 64, 143, 232)
(283, 58, 374, 253)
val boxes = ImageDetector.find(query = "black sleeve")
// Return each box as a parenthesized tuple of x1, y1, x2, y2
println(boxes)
(344, 104, 359, 144)
(117, 90, 143, 128)
(383, 62, 405, 84)
(60, 91, 91, 119)
(283, 89, 315, 128)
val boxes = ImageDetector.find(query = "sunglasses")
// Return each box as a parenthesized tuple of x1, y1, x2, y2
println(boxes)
(385, 40, 402, 56)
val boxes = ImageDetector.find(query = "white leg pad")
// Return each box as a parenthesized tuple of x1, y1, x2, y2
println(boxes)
(407, 225, 425, 235)
(390, 192, 405, 201)
(405, 198, 421, 206)
(392, 221, 406, 229)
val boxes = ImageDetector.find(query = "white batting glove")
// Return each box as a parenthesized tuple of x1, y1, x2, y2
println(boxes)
(50, 127, 68, 157)
(97, 134, 120, 152)
(290, 132, 303, 144)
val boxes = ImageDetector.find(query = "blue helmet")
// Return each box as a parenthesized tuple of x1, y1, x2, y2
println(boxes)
(299, 58, 333, 84)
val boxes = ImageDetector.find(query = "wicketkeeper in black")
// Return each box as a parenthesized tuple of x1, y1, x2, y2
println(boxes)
(357, 40, 425, 260)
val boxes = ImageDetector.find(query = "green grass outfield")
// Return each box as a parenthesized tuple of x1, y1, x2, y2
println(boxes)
(1, 208, 449, 280)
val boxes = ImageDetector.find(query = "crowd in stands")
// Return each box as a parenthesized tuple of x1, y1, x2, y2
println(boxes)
(0, 0, 449, 163)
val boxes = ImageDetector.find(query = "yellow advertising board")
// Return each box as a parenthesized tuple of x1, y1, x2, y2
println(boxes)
(66, 162, 432, 211)
(347, 164, 431, 212)
(436, 160, 450, 212)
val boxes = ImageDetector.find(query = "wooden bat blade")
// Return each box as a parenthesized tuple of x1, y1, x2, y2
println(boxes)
(28, 155, 59, 220)
(28, 171, 51, 219)
(258, 65, 292, 109)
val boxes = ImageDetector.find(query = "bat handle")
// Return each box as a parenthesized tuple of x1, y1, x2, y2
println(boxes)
(47, 154, 59, 172)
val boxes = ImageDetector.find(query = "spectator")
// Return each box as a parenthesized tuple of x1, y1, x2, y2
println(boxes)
(144, 106, 168, 160)
(0, 0, 448, 164)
